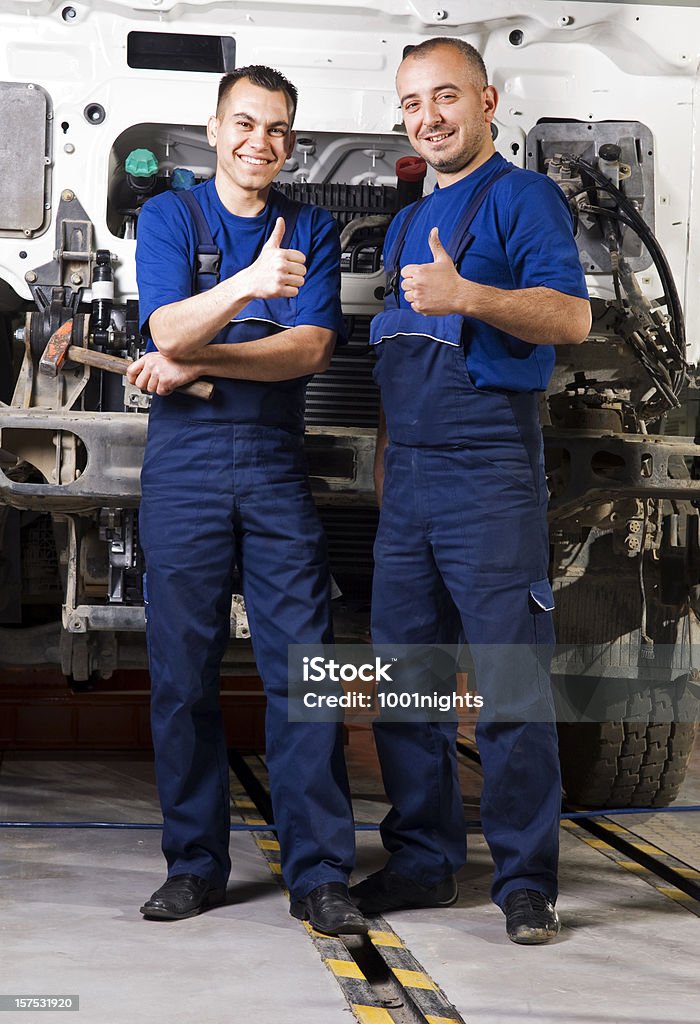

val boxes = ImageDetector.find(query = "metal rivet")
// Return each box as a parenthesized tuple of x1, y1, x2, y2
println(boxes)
(62, 189, 75, 201)
(25, 270, 38, 283)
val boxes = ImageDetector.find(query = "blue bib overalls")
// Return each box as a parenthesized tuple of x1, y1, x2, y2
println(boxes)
(139, 193, 355, 901)
(369, 168, 562, 908)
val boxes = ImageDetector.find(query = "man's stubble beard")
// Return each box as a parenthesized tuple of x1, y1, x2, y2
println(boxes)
(419, 114, 490, 176)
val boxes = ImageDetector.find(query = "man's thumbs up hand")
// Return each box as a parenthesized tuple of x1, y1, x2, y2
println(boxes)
(263, 216, 286, 250)
(242, 216, 307, 299)
(428, 227, 451, 264)
(400, 227, 464, 315)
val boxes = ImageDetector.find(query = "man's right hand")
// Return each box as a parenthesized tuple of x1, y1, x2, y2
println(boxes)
(242, 217, 307, 299)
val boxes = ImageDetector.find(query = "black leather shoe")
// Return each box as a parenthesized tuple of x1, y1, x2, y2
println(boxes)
(503, 888, 560, 944)
(290, 882, 369, 936)
(350, 867, 458, 915)
(140, 874, 226, 920)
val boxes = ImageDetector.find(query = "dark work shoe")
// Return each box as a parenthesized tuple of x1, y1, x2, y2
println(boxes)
(503, 889, 560, 944)
(290, 882, 369, 936)
(350, 868, 458, 915)
(140, 874, 226, 920)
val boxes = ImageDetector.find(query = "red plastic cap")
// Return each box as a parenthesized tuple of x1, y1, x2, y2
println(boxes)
(396, 156, 428, 182)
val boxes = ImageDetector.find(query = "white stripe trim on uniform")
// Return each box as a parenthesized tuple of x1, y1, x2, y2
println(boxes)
(371, 331, 461, 347)
(230, 316, 295, 329)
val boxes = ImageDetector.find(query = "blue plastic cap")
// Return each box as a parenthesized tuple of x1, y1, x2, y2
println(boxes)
(171, 167, 197, 191)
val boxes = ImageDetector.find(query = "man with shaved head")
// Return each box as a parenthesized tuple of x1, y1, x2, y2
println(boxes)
(351, 38, 591, 944)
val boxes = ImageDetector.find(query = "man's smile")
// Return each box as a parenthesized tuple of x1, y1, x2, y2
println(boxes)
(237, 153, 271, 165)
(420, 128, 455, 144)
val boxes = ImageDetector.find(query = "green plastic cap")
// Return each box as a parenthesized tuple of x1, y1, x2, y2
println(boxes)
(125, 148, 159, 177)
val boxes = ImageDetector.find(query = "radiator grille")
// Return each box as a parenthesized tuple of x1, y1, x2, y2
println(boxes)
(319, 505, 379, 599)
(274, 182, 397, 229)
(305, 317, 379, 428)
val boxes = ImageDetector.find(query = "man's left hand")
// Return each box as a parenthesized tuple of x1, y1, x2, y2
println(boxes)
(126, 352, 200, 396)
(400, 227, 468, 316)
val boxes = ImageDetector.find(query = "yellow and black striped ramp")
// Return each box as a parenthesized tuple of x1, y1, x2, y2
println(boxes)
(229, 776, 396, 1018)
(368, 928, 465, 1024)
(230, 773, 282, 875)
(562, 817, 700, 917)
(308, 932, 395, 1020)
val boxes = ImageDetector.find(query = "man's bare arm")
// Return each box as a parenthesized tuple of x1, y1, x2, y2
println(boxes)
(126, 325, 336, 395)
(401, 227, 591, 346)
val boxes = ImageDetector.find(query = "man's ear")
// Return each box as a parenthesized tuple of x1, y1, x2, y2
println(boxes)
(206, 114, 219, 148)
(286, 129, 297, 159)
(483, 85, 498, 124)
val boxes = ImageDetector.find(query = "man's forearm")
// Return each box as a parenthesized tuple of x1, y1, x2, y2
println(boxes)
(458, 280, 591, 346)
(401, 242, 591, 345)
(149, 276, 253, 359)
(184, 326, 336, 381)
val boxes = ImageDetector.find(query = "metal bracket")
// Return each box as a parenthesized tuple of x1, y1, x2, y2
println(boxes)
(546, 428, 700, 523)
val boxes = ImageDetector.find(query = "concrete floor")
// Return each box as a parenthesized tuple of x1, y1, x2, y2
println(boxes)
(1, 734, 699, 1024)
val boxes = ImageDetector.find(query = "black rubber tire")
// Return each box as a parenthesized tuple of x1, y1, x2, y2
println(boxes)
(557, 686, 698, 808)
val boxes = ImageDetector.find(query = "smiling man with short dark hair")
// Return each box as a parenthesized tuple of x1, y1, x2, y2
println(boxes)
(128, 66, 365, 936)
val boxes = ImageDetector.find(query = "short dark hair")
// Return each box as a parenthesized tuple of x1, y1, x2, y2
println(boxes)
(217, 64, 298, 124)
(401, 37, 488, 89)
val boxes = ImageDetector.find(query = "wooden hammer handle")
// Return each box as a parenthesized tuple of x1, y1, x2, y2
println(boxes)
(66, 346, 214, 401)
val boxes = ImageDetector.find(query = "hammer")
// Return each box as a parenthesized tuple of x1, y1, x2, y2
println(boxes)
(39, 320, 214, 401)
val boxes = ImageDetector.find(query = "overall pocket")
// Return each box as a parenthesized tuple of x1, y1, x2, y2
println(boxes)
(370, 309, 465, 446)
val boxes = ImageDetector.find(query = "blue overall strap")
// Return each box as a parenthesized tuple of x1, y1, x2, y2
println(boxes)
(383, 197, 430, 306)
(174, 189, 222, 293)
(446, 164, 514, 266)
(176, 187, 301, 294)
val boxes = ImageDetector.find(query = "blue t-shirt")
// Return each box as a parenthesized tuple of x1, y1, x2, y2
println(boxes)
(383, 151, 589, 392)
(135, 178, 344, 425)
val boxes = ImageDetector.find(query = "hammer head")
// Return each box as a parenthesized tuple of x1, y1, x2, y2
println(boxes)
(39, 319, 74, 376)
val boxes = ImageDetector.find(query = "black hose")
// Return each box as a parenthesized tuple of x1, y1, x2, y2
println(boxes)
(565, 155, 687, 400)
